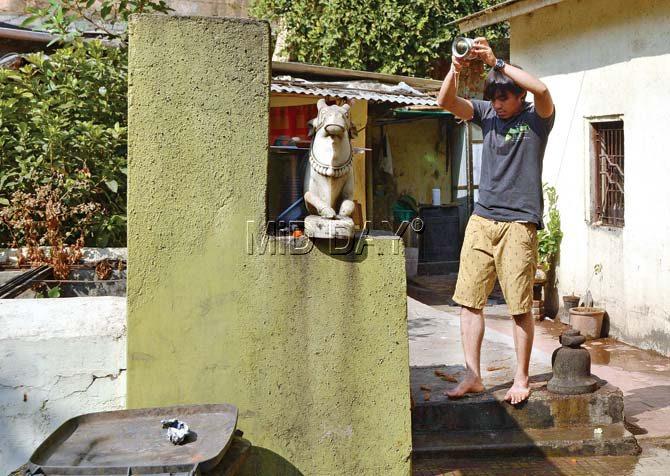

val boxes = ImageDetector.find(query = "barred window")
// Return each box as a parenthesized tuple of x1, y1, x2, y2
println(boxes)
(591, 120, 624, 227)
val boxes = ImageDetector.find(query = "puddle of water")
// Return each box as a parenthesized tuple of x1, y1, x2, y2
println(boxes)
(588, 345, 612, 365)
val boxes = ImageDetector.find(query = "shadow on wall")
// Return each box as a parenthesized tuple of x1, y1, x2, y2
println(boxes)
(313, 237, 369, 263)
(512, 0, 670, 77)
(311, 231, 404, 262)
(237, 447, 304, 476)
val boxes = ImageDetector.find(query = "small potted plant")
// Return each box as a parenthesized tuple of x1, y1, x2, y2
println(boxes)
(569, 264, 606, 339)
(537, 185, 563, 273)
(536, 185, 563, 317)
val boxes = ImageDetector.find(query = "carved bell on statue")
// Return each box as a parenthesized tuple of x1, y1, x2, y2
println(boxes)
(547, 329, 598, 395)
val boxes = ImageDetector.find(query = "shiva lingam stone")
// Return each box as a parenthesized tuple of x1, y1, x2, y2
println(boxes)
(547, 329, 598, 395)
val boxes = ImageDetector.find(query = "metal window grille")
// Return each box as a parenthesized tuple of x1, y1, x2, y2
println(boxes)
(592, 121, 624, 227)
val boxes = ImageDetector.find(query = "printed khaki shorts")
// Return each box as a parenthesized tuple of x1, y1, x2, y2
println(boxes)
(453, 214, 538, 315)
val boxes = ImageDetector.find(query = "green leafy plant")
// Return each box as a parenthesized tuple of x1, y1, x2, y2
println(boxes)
(252, 0, 507, 78)
(0, 40, 128, 247)
(22, 0, 172, 44)
(1, 1, 171, 249)
(36, 285, 62, 298)
(580, 263, 602, 308)
(537, 184, 562, 270)
(584, 263, 602, 294)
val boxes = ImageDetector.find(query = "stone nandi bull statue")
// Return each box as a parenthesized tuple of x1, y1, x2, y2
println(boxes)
(303, 99, 356, 238)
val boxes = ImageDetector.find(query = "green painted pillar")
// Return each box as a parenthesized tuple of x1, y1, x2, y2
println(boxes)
(128, 15, 411, 475)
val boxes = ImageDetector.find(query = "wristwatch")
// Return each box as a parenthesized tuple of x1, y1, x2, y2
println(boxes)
(493, 58, 506, 71)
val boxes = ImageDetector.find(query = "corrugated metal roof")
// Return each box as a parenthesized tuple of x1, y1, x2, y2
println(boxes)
(271, 76, 438, 106)
(272, 61, 443, 91)
(0, 23, 54, 43)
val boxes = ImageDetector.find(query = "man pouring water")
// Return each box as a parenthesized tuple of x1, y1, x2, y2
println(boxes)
(437, 37, 555, 404)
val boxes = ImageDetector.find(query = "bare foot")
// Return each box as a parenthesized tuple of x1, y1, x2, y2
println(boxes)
(504, 376, 530, 405)
(445, 372, 485, 399)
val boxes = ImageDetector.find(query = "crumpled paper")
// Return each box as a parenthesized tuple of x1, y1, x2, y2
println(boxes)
(161, 418, 190, 445)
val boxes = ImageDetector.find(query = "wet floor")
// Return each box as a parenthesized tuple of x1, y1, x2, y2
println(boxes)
(531, 313, 670, 373)
(414, 440, 670, 475)
(409, 298, 554, 392)
(410, 292, 670, 440)
(408, 278, 670, 474)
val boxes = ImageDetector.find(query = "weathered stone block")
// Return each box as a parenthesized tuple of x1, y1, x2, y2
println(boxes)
(412, 367, 624, 432)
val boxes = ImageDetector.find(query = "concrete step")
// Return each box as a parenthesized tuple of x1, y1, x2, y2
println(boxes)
(411, 366, 624, 432)
(412, 423, 641, 458)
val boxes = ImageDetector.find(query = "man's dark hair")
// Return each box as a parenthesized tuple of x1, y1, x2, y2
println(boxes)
(483, 64, 526, 101)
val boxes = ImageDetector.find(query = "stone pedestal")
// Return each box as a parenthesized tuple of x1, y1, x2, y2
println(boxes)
(304, 215, 354, 239)
(412, 366, 640, 458)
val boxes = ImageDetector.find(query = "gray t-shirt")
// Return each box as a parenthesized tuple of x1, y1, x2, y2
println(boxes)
(470, 99, 555, 229)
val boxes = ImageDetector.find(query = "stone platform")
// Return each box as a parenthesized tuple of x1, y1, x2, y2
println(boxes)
(304, 215, 354, 239)
(413, 424, 641, 458)
(412, 365, 640, 457)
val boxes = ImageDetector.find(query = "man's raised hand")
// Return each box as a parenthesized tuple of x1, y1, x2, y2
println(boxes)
(451, 54, 469, 73)
(472, 37, 497, 68)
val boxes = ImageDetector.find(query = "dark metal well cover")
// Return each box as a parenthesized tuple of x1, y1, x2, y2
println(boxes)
(28, 403, 237, 475)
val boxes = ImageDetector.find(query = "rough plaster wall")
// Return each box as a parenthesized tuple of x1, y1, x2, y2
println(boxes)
(388, 119, 450, 205)
(167, 0, 250, 17)
(0, 0, 40, 13)
(0, 0, 250, 16)
(0, 297, 126, 474)
(511, 0, 670, 355)
(128, 15, 410, 476)
(372, 118, 450, 227)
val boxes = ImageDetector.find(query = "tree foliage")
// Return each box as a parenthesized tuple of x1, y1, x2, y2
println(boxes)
(0, 1, 171, 248)
(0, 41, 128, 247)
(22, 0, 172, 44)
(252, 0, 507, 78)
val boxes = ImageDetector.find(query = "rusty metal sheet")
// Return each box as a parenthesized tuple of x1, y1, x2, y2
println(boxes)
(271, 78, 438, 106)
(28, 404, 237, 475)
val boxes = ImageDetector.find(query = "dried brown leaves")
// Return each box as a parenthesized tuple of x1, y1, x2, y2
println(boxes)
(0, 177, 100, 279)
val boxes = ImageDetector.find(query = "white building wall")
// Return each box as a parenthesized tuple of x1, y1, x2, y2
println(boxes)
(0, 0, 250, 17)
(0, 297, 127, 474)
(510, 0, 670, 355)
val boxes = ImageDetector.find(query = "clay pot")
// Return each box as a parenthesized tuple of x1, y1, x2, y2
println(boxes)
(534, 266, 547, 285)
(563, 295, 580, 309)
(561, 295, 580, 324)
(569, 307, 605, 340)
